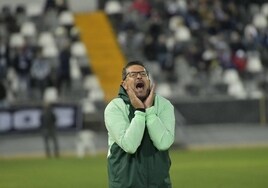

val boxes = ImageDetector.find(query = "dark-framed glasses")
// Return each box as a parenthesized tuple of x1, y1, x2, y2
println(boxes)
(124, 71, 148, 80)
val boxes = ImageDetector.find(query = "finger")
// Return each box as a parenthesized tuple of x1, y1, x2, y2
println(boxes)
(151, 83, 156, 93)
(127, 87, 135, 96)
(149, 83, 156, 97)
(127, 87, 138, 100)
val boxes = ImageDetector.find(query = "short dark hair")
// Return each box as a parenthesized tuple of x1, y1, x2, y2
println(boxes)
(122, 60, 148, 80)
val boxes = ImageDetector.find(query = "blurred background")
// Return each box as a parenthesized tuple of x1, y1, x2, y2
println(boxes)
(0, 0, 268, 158)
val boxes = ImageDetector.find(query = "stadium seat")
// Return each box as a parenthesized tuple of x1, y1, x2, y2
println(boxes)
(246, 51, 263, 74)
(70, 41, 90, 75)
(169, 16, 184, 32)
(87, 88, 105, 102)
(9, 33, 25, 48)
(83, 75, 101, 91)
(223, 69, 241, 85)
(81, 98, 97, 114)
(38, 32, 56, 48)
(76, 130, 97, 158)
(42, 44, 59, 58)
(252, 13, 267, 29)
(20, 21, 37, 37)
(7, 68, 19, 96)
(26, 2, 43, 17)
(156, 83, 172, 98)
(223, 69, 247, 98)
(174, 26, 191, 42)
(70, 57, 82, 81)
(104, 0, 122, 15)
(43, 87, 59, 103)
(71, 41, 87, 57)
(261, 3, 268, 16)
(58, 10, 74, 26)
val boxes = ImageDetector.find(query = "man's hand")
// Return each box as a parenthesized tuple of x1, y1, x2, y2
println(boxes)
(125, 85, 145, 109)
(144, 83, 155, 108)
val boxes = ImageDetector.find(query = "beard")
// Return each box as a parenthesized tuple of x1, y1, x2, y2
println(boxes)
(137, 88, 150, 102)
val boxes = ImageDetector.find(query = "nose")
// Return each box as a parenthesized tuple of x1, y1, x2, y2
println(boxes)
(136, 72, 142, 78)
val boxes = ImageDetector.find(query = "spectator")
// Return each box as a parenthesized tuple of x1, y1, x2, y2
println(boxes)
(30, 49, 52, 97)
(0, 81, 7, 108)
(57, 41, 71, 92)
(43, 0, 69, 13)
(0, 38, 9, 80)
(156, 34, 170, 70)
(131, 0, 151, 17)
(12, 46, 32, 96)
(231, 49, 247, 73)
(1, 5, 20, 34)
(104, 0, 123, 31)
(40, 101, 59, 158)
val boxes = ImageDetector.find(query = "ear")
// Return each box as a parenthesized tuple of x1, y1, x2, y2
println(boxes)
(121, 80, 127, 90)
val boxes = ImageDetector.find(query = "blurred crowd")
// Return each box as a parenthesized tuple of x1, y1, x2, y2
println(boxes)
(105, 0, 268, 99)
(0, 0, 92, 107)
(1, 0, 268, 108)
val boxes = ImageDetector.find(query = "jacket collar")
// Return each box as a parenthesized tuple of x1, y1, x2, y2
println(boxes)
(118, 85, 130, 104)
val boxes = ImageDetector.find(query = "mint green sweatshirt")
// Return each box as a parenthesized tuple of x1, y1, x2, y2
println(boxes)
(104, 86, 175, 188)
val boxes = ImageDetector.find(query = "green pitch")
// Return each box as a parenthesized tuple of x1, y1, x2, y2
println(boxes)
(1, 147, 268, 188)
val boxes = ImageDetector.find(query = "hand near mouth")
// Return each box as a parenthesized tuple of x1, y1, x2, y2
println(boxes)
(144, 83, 156, 108)
(125, 84, 145, 109)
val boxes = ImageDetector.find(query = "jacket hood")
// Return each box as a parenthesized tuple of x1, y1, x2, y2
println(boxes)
(118, 85, 130, 104)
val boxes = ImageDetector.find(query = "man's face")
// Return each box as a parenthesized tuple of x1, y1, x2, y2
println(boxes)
(122, 65, 150, 101)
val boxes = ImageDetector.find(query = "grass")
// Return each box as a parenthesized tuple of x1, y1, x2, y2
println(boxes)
(1, 147, 268, 188)
(170, 147, 268, 188)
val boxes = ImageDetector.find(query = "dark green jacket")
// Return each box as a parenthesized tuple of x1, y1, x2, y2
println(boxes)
(104, 86, 175, 188)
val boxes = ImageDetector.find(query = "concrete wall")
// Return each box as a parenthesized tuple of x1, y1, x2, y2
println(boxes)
(0, 0, 98, 13)
(68, 0, 98, 12)
(174, 98, 263, 125)
(0, 0, 45, 9)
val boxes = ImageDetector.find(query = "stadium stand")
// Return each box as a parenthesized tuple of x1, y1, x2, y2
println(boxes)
(104, 0, 268, 101)
(0, 0, 268, 105)
(1, 0, 268, 157)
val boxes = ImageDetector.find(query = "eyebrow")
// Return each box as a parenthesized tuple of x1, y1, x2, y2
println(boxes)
(123, 70, 147, 80)
(127, 71, 146, 73)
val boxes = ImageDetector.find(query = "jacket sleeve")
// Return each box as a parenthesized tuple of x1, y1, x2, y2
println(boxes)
(104, 99, 146, 154)
(146, 99, 175, 151)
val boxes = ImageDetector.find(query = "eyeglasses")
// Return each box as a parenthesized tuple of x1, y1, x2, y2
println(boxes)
(124, 71, 148, 80)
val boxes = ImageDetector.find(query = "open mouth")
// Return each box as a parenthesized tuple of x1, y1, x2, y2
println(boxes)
(136, 82, 144, 90)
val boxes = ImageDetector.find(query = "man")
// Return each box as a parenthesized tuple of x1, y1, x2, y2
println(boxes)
(40, 101, 59, 158)
(0, 81, 7, 108)
(104, 60, 175, 188)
